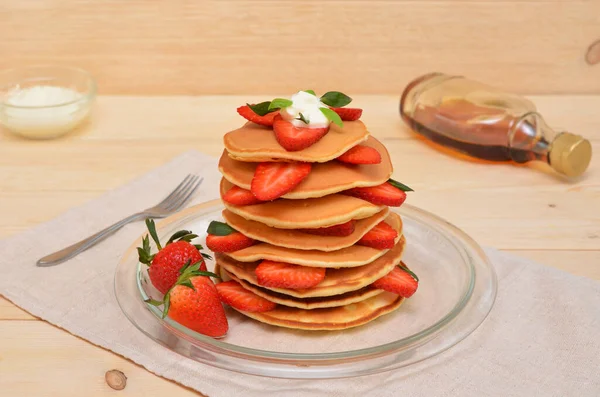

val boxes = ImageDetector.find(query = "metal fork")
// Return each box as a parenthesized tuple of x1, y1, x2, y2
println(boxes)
(36, 174, 203, 267)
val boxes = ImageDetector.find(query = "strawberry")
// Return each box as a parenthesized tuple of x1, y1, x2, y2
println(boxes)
(331, 107, 363, 121)
(250, 161, 311, 201)
(255, 260, 326, 289)
(300, 220, 356, 237)
(205, 221, 255, 253)
(146, 261, 228, 337)
(337, 145, 382, 165)
(223, 185, 263, 206)
(137, 219, 209, 294)
(273, 116, 330, 151)
(357, 221, 398, 250)
(373, 264, 419, 298)
(343, 179, 412, 207)
(237, 105, 278, 127)
(216, 280, 277, 312)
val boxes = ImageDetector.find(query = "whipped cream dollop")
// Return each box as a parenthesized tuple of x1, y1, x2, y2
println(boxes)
(279, 91, 330, 129)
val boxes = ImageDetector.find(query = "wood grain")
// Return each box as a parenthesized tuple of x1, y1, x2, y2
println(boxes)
(1, 1, 599, 95)
(0, 95, 598, 397)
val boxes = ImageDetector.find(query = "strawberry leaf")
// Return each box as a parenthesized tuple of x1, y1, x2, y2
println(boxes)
(268, 98, 293, 111)
(320, 107, 343, 127)
(388, 178, 414, 192)
(248, 101, 273, 116)
(303, 90, 316, 95)
(167, 230, 194, 245)
(137, 235, 154, 265)
(207, 221, 236, 236)
(320, 91, 352, 107)
(399, 264, 419, 282)
(202, 252, 213, 260)
(179, 279, 195, 290)
(144, 298, 163, 306)
(145, 218, 162, 250)
(297, 112, 310, 125)
(194, 244, 204, 251)
(162, 293, 171, 318)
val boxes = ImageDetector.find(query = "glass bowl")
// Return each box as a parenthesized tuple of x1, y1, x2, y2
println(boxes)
(115, 200, 497, 379)
(0, 65, 96, 139)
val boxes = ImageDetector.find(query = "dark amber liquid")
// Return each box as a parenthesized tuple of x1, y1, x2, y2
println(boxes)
(401, 99, 551, 164)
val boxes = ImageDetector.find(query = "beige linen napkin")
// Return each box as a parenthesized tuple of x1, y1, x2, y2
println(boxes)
(0, 150, 598, 397)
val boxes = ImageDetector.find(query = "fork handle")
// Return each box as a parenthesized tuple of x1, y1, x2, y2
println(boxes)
(36, 213, 146, 267)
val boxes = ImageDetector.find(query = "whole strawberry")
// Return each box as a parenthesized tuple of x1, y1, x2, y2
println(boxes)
(138, 219, 212, 294)
(147, 261, 228, 338)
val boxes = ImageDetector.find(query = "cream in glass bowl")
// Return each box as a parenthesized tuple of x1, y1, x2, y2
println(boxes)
(0, 65, 96, 139)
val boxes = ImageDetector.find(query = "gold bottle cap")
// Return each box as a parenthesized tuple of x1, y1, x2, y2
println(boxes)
(549, 133, 592, 177)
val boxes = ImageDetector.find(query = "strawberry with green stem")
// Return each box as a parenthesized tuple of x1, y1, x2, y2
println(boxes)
(138, 219, 211, 294)
(344, 178, 413, 207)
(206, 221, 255, 253)
(146, 261, 229, 337)
(373, 264, 419, 298)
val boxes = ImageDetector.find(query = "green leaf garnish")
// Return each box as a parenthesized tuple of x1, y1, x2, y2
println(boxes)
(320, 91, 352, 108)
(297, 112, 310, 124)
(145, 219, 162, 250)
(320, 107, 343, 127)
(268, 98, 293, 111)
(207, 221, 236, 236)
(248, 101, 273, 116)
(399, 264, 419, 282)
(388, 178, 414, 192)
(303, 90, 316, 95)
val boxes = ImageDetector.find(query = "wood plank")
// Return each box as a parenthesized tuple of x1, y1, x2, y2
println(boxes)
(0, 297, 35, 320)
(0, 1, 598, 94)
(0, 320, 204, 396)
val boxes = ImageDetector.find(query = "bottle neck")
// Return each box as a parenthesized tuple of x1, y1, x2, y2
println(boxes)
(508, 112, 556, 164)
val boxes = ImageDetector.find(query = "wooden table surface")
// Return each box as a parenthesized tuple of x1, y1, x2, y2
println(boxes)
(1, 95, 598, 396)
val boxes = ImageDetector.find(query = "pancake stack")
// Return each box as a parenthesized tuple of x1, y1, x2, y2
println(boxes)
(208, 92, 417, 331)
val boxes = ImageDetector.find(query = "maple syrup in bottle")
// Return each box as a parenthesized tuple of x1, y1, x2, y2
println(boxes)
(400, 73, 592, 177)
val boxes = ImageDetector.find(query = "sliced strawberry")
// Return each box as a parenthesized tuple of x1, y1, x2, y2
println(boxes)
(216, 280, 277, 312)
(251, 161, 311, 201)
(357, 221, 398, 250)
(237, 105, 278, 127)
(373, 265, 418, 298)
(344, 182, 407, 207)
(337, 145, 382, 165)
(255, 260, 326, 289)
(331, 107, 363, 121)
(273, 116, 329, 151)
(223, 185, 263, 206)
(206, 232, 255, 253)
(300, 220, 356, 237)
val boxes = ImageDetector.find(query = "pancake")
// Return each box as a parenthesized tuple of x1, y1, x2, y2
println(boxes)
(219, 136, 393, 199)
(217, 266, 384, 310)
(223, 121, 369, 163)
(235, 292, 404, 331)
(221, 179, 385, 229)
(225, 212, 402, 268)
(215, 236, 406, 298)
(222, 208, 392, 252)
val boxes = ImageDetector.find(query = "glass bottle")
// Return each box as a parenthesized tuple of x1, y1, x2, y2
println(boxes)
(399, 73, 592, 177)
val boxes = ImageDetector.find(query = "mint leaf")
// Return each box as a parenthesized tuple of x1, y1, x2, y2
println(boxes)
(297, 113, 310, 124)
(145, 218, 162, 250)
(320, 107, 343, 127)
(248, 101, 272, 116)
(303, 90, 316, 95)
(320, 91, 352, 107)
(399, 264, 419, 282)
(268, 98, 293, 111)
(207, 221, 236, 236)
(388, 178, 414, 192)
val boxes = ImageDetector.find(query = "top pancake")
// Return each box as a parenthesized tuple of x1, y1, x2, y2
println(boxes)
(223, 121, 370, 163)
(219, 136, 393, 199)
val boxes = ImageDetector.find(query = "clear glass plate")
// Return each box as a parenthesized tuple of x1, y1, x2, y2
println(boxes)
(114, 200, 497, 379)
